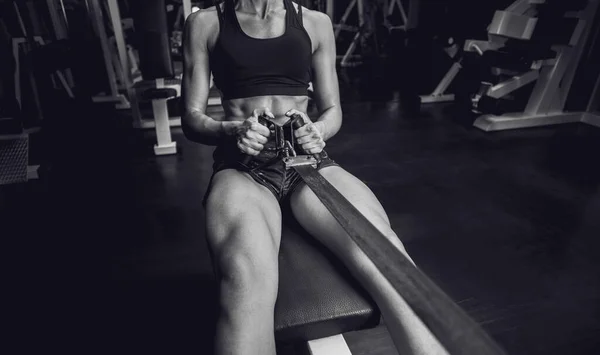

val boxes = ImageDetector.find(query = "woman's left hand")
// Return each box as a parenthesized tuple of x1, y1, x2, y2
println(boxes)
(286, 109, 326, 155)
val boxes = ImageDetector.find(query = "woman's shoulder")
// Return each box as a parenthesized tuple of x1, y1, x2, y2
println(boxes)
(293, 5, 333, 32)
(185, 5, 222, 46)
(185, 5, 222, 31)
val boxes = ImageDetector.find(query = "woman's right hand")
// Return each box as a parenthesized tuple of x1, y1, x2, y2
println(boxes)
(235, 108, 273, 156)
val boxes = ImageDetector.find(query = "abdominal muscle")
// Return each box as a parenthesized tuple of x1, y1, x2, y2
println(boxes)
(220, 95, 310, 125)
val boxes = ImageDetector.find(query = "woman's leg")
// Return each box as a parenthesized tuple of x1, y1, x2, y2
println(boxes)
(205, 169, 283, 355)
(290, 166, 450, 355)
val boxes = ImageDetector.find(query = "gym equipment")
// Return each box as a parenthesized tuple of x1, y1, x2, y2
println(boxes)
(419, 51, 461, 104)
(106, 0, 221, 136)
(0, 134, 29, 185)
(87, 0, 130, 109)
(414, 1, 469, 104)
(128, 0, 181, 155)
(46, 0, 75, 88)
(583, 76, 600, 127)
(420, 0, 554, 105)
(332, 0, 367, 67)
(332, 0, 415, 67)
(254, 115, 507, 354)
(467, 0, 600, 131)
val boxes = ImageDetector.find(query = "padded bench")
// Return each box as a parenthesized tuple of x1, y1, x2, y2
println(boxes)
(274, 212, 381, 353)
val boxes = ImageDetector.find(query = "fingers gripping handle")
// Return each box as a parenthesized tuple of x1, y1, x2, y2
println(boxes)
(290, 114, 305, 131)
(241, 114, 270, 166)
(291, 114, 324, 163)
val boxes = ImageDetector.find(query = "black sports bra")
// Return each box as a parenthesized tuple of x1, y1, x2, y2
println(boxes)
(209, 0, 312, 100)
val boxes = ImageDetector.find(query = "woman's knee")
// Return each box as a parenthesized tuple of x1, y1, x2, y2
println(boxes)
(206, 170, 280, 224)
(217, 245, 279, 302)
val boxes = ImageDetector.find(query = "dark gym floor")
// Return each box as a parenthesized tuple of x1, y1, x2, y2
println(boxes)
(3, 69, 600, 354)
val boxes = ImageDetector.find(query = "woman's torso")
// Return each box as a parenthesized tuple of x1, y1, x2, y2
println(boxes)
(206, 0, 314, 126)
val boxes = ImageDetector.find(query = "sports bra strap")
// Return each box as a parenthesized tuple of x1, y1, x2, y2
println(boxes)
(215, 1, 224, 26)
(284, 0, 303, 28)
(297, 2, 303, 25)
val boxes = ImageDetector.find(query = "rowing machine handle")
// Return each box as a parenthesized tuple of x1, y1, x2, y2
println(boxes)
(290, 114, 324, 162)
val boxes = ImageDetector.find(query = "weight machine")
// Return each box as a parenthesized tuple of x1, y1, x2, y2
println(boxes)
(419, 0, 600, 132)
(4, 0, 79, 183)
(104, 0, 224, 155)
(86, 0, 131, 109)
(466, 0, 600, 131)
(331, 0, 415, 67)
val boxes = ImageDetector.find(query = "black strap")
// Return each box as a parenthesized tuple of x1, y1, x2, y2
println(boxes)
(297, 2, 303, 26)
(224, 0, 236, 23)
(285, 0, 303, 27)
(215, 1, 224, 26)
(292, 165, 507, 355)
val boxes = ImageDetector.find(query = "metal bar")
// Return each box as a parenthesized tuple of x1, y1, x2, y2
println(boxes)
(308, 334, 353, 355)
(582, 113, 600, 127)
(284, 156, 318, 168)
(152, 78, 177, 155)
(406, 0, 420, 30)
(474, 112, 583, 131)
(326, 0, 334, 19)
(464, 40, 504, 54)
(333, 24, 359, 32)
(106, 0, 132, 91)
(356, 0, 364, 27)
(12, 39, 22, 109)
(341, 31, 361, 67)
(588, 67, 600, 113)
(335, 0, 357, 38)
(554, 0, 600, 112)
(397, 0, 408, 24)
(431, 62, 462, 96)
(14, 2, 27, 36)
(49, 0, 75, 87)
(134, 118, 181, 129)
(46, 0, 68, 39)
(506, 0, 534, 14)
(12, 36, 45, 120)
(89, 0, 119, 97)
(59, 0, 69, 28)
(524, 47, 570, 115)
(487, 70, 539, 99)
(420, 94, 455, 103)
(55, 71, 74, 98)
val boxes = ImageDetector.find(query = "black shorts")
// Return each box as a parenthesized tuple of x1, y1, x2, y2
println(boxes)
(202, 126, 338, 208)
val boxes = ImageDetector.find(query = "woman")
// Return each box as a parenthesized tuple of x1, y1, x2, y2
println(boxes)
(181, 0, 449, 354)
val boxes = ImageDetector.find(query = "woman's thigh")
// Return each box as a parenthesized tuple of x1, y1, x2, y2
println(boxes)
(205, 169, 283, 283)
(289, 165, 408, 262)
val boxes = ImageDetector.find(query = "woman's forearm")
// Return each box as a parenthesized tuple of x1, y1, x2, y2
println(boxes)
(182, 111, 239, 145)
(315, 105, 342, 142)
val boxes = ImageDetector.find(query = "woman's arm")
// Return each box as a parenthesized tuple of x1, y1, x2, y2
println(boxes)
(307, 11, 343, 142)
(181, 9, 239, 145)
